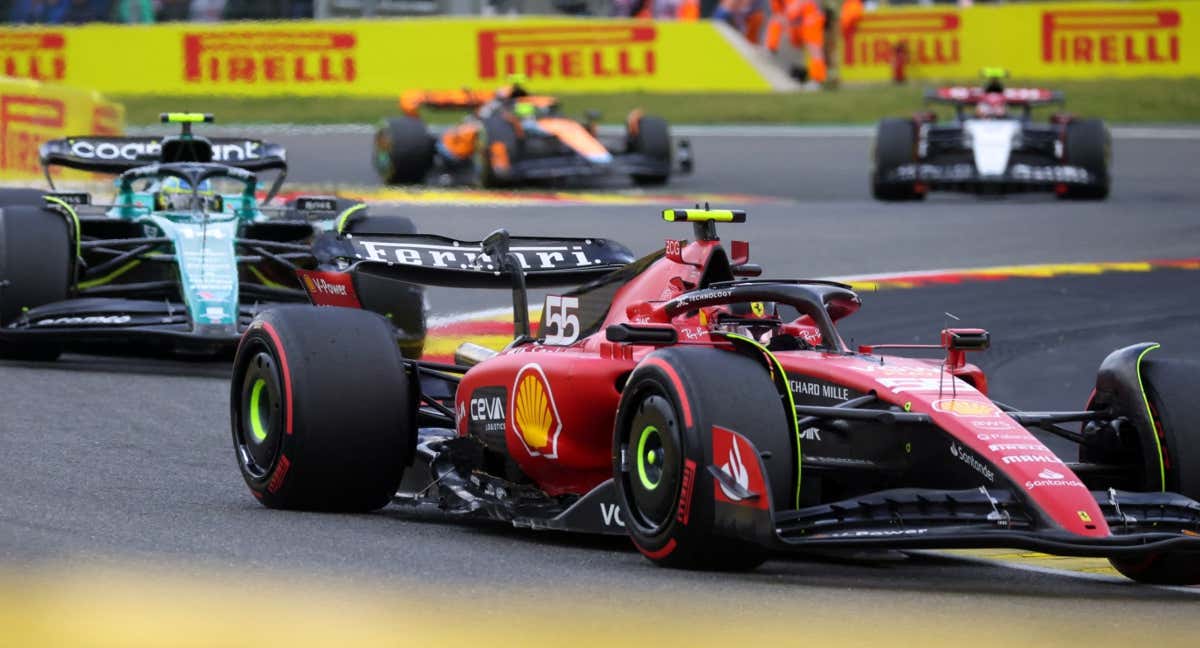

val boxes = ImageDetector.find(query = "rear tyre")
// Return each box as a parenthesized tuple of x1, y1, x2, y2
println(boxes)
(628, 115, 671, 186)
(871, 118, 922, 201)
(0, 205, 72, 361)
(342, 206, 417, 236)
(341, 206, 425, 359)
(614, 347, 795, 571)
(231, 305, 415, 512)
(478, 115, 519, 189)
(1108, 356, 1200, 585)
(1059, 118, 1110, 200)
(374, 117, 435, 185)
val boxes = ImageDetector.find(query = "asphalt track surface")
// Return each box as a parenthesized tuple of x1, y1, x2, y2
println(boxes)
(3, 129, 1200, 643)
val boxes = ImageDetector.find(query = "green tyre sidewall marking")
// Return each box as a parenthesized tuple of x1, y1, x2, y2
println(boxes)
(249, 378, 268, 443)
(725, 333, 802, 508)
(636, 424, 660, 491)
(1135, 343, 1166, 491)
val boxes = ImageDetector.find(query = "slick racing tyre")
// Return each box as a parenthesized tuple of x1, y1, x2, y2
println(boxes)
(340, 206, 425, 359)
(1108, 355, 1200, 585)
(613, 346, 795, 571)
(341, 206, 417, 236)
(628, 115, 671, 186)
(0, 188, 45, 207)
(1059, 118, 1110, 200)
(0, 204, 73, 361)
(478, 115, 519, 189)
(375, 117, 435, 185)
(231, 305, 416, 512)
(871, 118, 924, 201)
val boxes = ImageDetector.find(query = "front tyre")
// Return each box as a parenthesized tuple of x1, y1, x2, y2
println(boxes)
(0, 204, 73, 361)
(231, 305, 415, 512)
(871, 118, 923, 201)
(1059, 118, 1110, 200)
(1108, 356, 1200, 585)
(374, 117, 435, 185)
(628, 114, 671, 186)
(613, 347, 795, 571)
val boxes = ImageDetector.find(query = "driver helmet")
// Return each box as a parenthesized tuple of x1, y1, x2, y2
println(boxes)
(160, 176, 213, 194)
(975, 93, 1008, 119)
(703, 301, 781, 343)
(157, 177, 218, 211)
(513, 101, 538, 122)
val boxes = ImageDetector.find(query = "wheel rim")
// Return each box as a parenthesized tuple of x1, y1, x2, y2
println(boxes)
(235, 348, 284, 480)
(636, 425, 664, 491)
(624, 392, 682, 532)
(374, 129, 393, 177)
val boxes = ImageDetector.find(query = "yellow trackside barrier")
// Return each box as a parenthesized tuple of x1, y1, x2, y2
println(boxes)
(841, 1, 1200, 82)
(0, 76, 124, 182)
(0, 19, 771, 96)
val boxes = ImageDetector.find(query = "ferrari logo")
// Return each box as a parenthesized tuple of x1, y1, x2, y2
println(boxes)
(1077, 510, 1092, 523)
(302, 275, 316, 292)
(750, 301, 765, 317)
(512, 363, 562, 458)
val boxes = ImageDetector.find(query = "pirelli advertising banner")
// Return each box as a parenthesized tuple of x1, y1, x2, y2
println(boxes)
(842, 2, 1199, 82)
(0, 77, 124, 181)
(0, 19, 771, 96)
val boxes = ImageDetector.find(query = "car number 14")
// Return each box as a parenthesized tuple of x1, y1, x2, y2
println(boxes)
(543, 295, 580, 345)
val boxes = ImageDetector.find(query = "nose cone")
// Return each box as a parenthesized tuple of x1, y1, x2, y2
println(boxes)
(586, 151, 614, 165)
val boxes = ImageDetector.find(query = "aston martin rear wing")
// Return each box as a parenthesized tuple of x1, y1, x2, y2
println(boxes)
(40, 136, 287, 176)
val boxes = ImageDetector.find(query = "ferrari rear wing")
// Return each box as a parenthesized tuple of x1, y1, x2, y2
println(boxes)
(341, 231, 634, 289)
(322, 229, 633, 340)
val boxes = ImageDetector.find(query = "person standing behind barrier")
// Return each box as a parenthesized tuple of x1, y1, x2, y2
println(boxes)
(764, 0, 827, 84)
(612, 0, 700, 20)
(713, 0, 767, 44)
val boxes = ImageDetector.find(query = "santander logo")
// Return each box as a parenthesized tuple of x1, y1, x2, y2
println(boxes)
(1024, 466, 1084, 491)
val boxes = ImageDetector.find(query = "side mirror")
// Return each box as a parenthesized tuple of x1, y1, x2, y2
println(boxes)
(942, 328, 990, 351)
(481, 228, 511, 265)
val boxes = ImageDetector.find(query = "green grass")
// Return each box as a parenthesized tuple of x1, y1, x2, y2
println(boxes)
(116, 78, 1200, 126)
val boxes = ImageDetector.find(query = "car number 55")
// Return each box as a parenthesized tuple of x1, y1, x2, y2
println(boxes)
(543, 295, 580, 345)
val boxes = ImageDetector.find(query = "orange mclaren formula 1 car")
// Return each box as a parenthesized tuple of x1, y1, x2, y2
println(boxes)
(372, 82, 692, 188)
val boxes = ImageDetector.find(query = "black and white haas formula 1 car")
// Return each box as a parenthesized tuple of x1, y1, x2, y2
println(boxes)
(230, 208, 1200, 584)
(872, 70, 1110, 201)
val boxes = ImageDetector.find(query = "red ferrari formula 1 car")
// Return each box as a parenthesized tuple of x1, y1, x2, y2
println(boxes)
(229, 209, 1200, 584)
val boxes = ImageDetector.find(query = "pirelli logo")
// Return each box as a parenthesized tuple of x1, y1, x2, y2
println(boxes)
(0, 32, 66, 80)
(843, 12, 959, 67)
(0, 95, 64, 174)
(183, 31, 357, 84)
(1042, 9, 1181, 65)
(477, 25, 656, 80)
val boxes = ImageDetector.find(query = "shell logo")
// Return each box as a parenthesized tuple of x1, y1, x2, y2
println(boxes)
(933, 398, 1000, 418)
(512, 363, 562, 457)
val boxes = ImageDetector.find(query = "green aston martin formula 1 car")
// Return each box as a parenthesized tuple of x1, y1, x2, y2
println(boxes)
(0, 113, 426, 360)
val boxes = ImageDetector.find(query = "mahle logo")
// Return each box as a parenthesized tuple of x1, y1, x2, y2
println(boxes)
(477, 25, 656, 81)
(1042, 9, 1181, 65)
